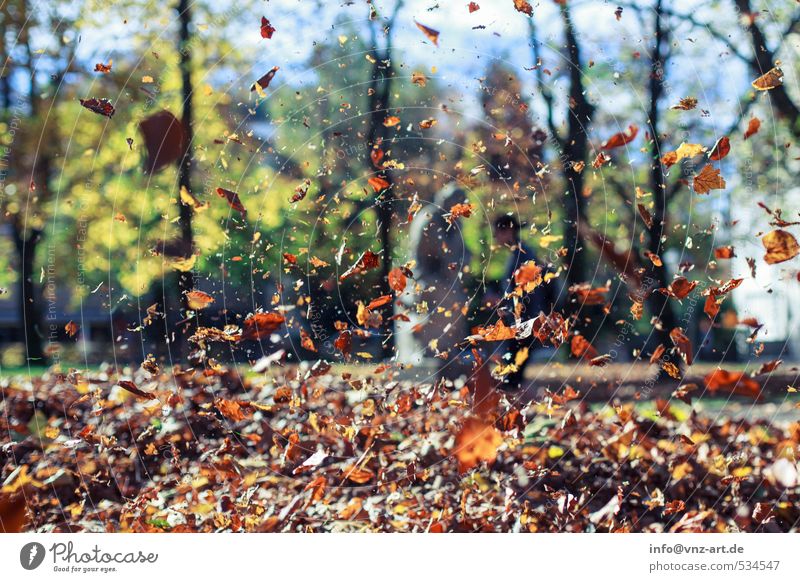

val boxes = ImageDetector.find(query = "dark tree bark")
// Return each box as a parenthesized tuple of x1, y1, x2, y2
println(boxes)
(12, 226, 45, 362)
(735, 0, 800, 136)
(365, 3, 402, 359)
(174, 0, 195, 348)
(559, 3, 594, 288)
(644, 0, 680, 358)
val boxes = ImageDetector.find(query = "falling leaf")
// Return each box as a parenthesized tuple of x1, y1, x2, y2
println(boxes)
(65, 321, 79, 337)
(94, 60, 112, 73)
(602, 124, 638, 150)
(743, 117, 761, 140)
(140, 110, 186, 174)
(692, 164, 725, 194)
(239, 312, 286, 342)
(251, 66, 279, 92)
(705, 369, 761, 399)
(662, 142, 705, 168)
(762, 229, 800, 264)
(751, 66, 783, 91)
(383, 116, 401, 127)
(388, 267, 408, 293)
(447, 202, 474, 224)
(186, 290, 214, 310)
(339, 250, 380, 281)
(659, 277, 698, 299)
(453, 417, 502, 472)
(79, 97, 115, 118)
(216, 187, 247, 219)
(669, 328, 693, 365)
(671, 97, 697, 110)
(513, 0, 533, 16)
(117, 380, 156, 400)
(260, 16, 276, 39)
(571, 334, 599, 360)
(708, 136, 730, 161)
(468, 2, 480, 12)
(414, 20, 439, 46)
(367, 176, 390, 192)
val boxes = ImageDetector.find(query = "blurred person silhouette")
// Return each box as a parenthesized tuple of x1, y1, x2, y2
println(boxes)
(397, 182, 472, 379)
(492, 214, 554, 391)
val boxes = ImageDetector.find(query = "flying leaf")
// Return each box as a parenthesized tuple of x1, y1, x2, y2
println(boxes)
(216, 187, 247, 219)
(239, 312, 286, 342)
(751, 66, 783, 91)
(79, 97, 115, 118)
(601, 124, 638, 150)
(513, 0, 533, 16)
(692, 164, 725, 194)
(414, 20, 439, 46)
(339, 250, 380, 281)
(453, 417, 502, 473)
(260, 16, 276, 39)
(743, 117, 761, 140)
(251, 66, 279, 92)
(762, 229, 800, 264)
(708, 136, 730, 161)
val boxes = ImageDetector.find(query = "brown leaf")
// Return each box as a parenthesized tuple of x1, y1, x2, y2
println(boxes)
(300, 329, 317, 352)
(714, 245, 735, 259)
(692, 164, 725, 194)
(704, 369, 761, 399)
(743, 117, 761, 140)
(140, 110, 186, 174)
(367, 176, 390, 192)
(570, 334, 599, 360)
(339, 250, 380, 281)
(708, 136, 730, 161)
(216, 187, 247, 219)
(239, 312, 286, 342)
(79, 97, 115, 118)
(762, 229, 800, 264)
(751, 66, 783, 91)
(367, 294, 393, 310)
(637, 203, 654, 229)
(65, 321, 79, 337)
(186, 290, 214, 310)
(260, 16, 276, 39)
(414, 20, 439, 45)
(388, 267, 408, 293)
(669, 327, 693, 365)
(117, 380, 156, 400)
(453, 417, 502, 473)
(659, 277, 698, 299)
(602, 124, 638, 150)
(513, 0, 533, 16)
(251, 66, 279, 92)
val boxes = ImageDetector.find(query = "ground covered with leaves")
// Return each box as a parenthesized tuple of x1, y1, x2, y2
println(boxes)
(2, 364, 798, 533)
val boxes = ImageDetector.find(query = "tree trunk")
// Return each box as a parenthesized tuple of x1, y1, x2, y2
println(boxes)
(366, 27, 395, 360)
(645, 0, 680, 369)
(12, 227, 45, 363)
(560, 4, 593, 288)
(175, 0, 195, 350)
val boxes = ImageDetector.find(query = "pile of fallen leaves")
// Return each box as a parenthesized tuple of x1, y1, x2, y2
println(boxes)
(1, 363, 798, 532)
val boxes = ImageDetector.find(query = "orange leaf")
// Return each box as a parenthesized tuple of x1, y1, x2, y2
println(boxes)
(602, 124, 639, 150)
(692, 164, 725, 194)
(704, 369, 761, 400)
(453, 417, 502, 473)
(762, 229, 800, 264)
(414, 20, 439, 45)
(743, 117, 761, 140)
